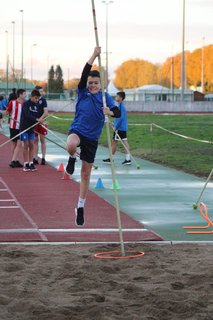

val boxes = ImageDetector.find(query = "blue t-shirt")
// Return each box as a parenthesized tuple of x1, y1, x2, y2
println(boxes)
(70, 88, 115, 141)
(113, 102, 128, 131)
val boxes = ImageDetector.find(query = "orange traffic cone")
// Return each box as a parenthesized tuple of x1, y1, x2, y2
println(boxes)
(58, 163, 65, 172)
(61, 171, 71, 180)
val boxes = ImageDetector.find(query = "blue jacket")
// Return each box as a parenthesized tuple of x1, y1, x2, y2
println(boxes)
(113, 102, 128, 131)
(69, 63, 120, 141)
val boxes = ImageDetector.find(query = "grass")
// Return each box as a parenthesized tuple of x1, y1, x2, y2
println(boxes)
(47, 113, 213, 178)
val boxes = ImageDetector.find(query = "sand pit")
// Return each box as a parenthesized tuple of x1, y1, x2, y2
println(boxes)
(0, 243, 212, 320)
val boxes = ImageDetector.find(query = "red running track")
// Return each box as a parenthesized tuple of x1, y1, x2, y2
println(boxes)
(0, 133, 163, 242)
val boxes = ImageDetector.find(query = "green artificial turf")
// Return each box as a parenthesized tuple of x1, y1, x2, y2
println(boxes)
(47, 113, 213, 178)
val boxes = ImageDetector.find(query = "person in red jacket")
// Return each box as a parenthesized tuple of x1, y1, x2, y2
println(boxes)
(6, 89, 26, 168)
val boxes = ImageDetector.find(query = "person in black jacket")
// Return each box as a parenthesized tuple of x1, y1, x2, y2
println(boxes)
(19, 90, 46, 172)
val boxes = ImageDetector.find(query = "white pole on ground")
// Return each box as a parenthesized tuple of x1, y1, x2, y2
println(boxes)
(91, 0, 125, 256)
(193, 168, 213, 209)
(108, 122, 141, 169)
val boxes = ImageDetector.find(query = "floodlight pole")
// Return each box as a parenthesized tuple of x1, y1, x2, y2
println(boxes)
(170, 56, 174, 102)
(180, 0, 185, 101)
(11, 21, 15, 82)
(31, 43, 37, 83)
(20, 10, 24, 86)
(201, 36, 205, 93)
(5, 30, 9, 95)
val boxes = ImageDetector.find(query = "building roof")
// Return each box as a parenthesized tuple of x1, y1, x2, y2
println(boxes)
(107, 80, 119, 95)
(138, 84, 168, 91)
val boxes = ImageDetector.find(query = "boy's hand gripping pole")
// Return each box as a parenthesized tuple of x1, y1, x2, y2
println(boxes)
(91, 0, 125, 256)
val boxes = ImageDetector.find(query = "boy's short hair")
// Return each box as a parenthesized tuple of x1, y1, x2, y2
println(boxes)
(117, 91, 126, 100)
(17, 89, 26, 97)
(31, 89, 41, 97)
(34, 85, 43, 90)
(88, 70, 100, 78)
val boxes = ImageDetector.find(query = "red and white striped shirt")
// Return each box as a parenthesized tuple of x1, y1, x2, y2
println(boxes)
(6, 100, 23, 129)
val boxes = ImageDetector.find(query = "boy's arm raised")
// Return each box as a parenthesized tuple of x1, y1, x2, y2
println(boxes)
(78, 47, 101, 89)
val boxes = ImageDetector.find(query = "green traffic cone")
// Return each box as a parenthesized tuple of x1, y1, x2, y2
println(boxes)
(111, 179, 120, 190)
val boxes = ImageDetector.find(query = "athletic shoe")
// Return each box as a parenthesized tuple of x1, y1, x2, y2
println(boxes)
(23, 163, 31, 172)
(29, 163, 37, 171)
(66, 157, 76, 175)
(103, 158, 111, 164)
(15, 161, 23, 168)
(75, 207, 84, 226)
(33, 158, 39, 165)
(122, 159, 132, 165)
(41, 158, 46, 165)
(9, 161, 16, 168)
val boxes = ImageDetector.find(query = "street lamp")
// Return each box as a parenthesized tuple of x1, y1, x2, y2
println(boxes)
(5, 30, 9, 95)
(47, 54, 50, 96)
(185, 40, 189, 89)
(11, 21, 15, 82)
(180, 0, 185, 101)
(20, 9, 24, 86)
(201, 36, 205, 93)
(102, 0, 113, 92)
(31, 43, 37, 83)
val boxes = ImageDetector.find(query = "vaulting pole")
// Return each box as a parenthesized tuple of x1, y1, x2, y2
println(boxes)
(91, 0, 125, 256)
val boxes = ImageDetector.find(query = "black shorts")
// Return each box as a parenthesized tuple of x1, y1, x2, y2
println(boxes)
(113, 130, 127, 141)
(10, 128, 20, 141)
(68, 130, 98, 164)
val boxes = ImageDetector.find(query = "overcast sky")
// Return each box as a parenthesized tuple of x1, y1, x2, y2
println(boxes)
(0, 0, 212, 81)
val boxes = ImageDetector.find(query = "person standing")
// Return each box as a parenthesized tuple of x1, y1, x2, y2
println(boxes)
(65, 47, 120, 226)
(8, 88, 17, 103)
(0, 96, 5, 130)
(20, 90, 46, 172)
(103, 91, 132, 165)
(33, 85, 48, 165)
(5, 89, 26, 168)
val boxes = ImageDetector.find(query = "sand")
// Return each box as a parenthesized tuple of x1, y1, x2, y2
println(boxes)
(0, 243, 212, 320)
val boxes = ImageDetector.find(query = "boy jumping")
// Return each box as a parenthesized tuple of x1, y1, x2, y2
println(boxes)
(66, 47, 120, 226)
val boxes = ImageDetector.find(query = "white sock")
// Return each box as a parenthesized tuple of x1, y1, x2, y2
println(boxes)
(126, 154, 131, 161)
(77, 197, 86, 208)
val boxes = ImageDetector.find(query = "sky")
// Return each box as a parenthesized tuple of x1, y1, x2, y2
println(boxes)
(0, 0, 212, 81)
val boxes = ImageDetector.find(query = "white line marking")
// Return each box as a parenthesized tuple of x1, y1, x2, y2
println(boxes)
(40, 228, 148, 233)
(0, 228, 148, 233)
(0, 199, 15, 202)
(0, 178, 47, 241)
(0, 229, 38, 233)
(0, 241, 212, 245)
(0, 189, 7, 191)
(0, 206, 20, 209)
